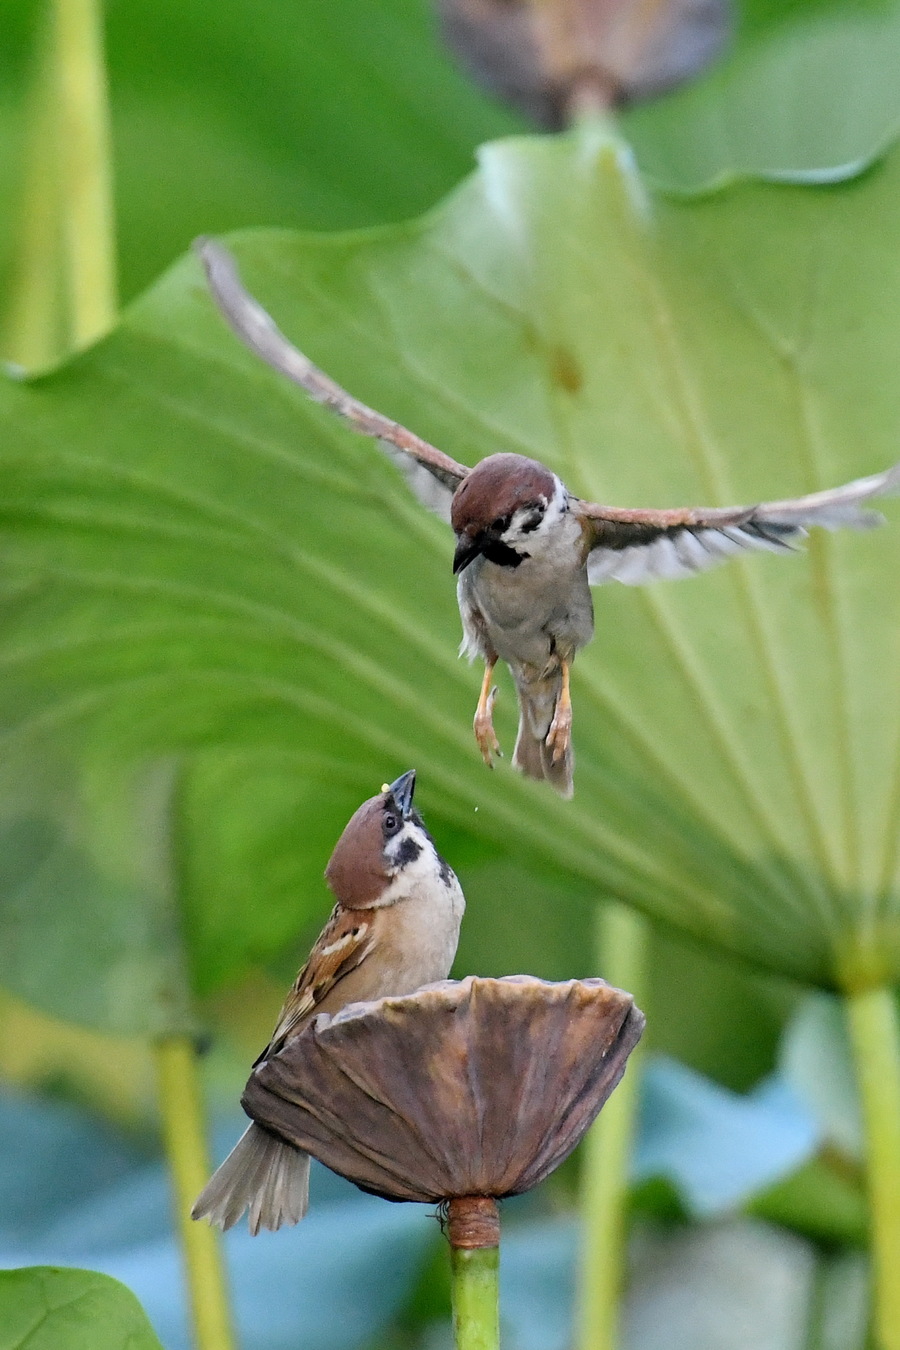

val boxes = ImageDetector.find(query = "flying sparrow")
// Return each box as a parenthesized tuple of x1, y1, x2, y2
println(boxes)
(192, 770, 465, 1233)
(197, 239, 900, 798)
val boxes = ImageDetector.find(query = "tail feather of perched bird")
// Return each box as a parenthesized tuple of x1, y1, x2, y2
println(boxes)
(191, 770, 465, 1233)
(193, 1123, 309, 1234)
(512, 671, 573, 798)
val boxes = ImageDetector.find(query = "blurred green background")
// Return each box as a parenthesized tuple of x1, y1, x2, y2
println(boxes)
(2, 1, 900, 1348)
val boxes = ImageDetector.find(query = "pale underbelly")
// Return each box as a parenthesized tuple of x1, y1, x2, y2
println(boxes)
(462, 560, 594, 668)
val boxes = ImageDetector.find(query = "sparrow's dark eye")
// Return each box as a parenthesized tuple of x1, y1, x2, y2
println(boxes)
(383, 811, 402, 837)
(491, 514, 511, 534)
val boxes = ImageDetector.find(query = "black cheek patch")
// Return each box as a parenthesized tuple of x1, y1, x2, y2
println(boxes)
(394, 836, 423, 867)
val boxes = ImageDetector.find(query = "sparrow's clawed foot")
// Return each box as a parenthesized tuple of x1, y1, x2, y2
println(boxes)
(545, 662, 573, 765)
(545, 702, 572, 764)
(474, 685, 501, 767)
(473, 663, 501, 766)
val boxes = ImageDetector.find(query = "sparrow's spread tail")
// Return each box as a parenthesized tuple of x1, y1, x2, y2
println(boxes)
(512, 672, 574, 799)
(192, 1121, 310, 1235)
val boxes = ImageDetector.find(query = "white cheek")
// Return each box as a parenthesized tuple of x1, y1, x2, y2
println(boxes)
(381, 824, 442, 887)
(509, 512, 551, 550)
(384, 824, 423, 869)
(546, 477, 568, 522)
(508, 479, 567, 547)
(376, 823, 463, 913)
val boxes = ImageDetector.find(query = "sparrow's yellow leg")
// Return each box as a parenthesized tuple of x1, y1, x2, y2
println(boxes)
(473, 660, 501, 767)
(546, 659, 573, 764)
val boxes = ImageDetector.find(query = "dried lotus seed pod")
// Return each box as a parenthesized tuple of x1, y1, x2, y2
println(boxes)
(242, 974, 644, 1204)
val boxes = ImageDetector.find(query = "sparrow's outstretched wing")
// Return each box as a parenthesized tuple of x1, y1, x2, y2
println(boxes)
(197, 239, 469, 521)
(255, 904, 375, 1063)
(576, 462, 900, 586)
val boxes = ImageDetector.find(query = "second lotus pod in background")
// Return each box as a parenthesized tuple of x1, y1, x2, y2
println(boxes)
(435, 0, 733, 125)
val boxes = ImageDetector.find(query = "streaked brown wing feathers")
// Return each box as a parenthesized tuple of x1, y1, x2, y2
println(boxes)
(197, 239, 469, 518)
(574, 461, 900, 586)
(256, 906, 373, 1063)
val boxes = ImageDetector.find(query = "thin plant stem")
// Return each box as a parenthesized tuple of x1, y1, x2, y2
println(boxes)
(451, 1247, 500, 1350)
(577, 901, 649, 1350)
(51, 0, 117, 349)
(2, 6, 65, 370)
(3, 0, 116, 370)
(845, 985, 900, 1350)
(155, 1036, 236, 1350)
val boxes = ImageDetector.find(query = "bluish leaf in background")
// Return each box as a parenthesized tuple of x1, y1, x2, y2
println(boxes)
(0, 1091, 144, 1248)
(780, 992, 863, 1161)
(0, 1050, 868, 1350)
(621, 1220, 816, 1350)
(0, 1092, 434, 1350)
(500, 1218, 578, 1350)
(634, 1057, 820, 1215)
(496, 1015, 869, 1349)
(499, 1215, 828, 1350)
(500, 1218, 871, 1350)
(808, 1251, 870, 1350)
(0, 1041, 829, 1350)
(500, 1217, 869, 1350)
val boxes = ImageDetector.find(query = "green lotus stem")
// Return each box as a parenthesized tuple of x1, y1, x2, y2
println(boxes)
(845, 985, 900, 1350)
(451, 1246, 500, 1350)
(156, 1036, 236, 1350)
(2, 5, 65, 370)
(51, 0, 117, 349)
(577, 902, 649, 1350)
(4, 0, 116, 369)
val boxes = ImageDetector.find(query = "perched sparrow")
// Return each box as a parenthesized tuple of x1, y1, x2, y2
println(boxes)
(192, 770, 465, 1233)
(198, 240, 900, 798)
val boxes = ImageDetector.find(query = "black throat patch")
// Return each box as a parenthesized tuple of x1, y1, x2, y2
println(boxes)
(482, 540, 527, 568)
(394, 836, 423, 868)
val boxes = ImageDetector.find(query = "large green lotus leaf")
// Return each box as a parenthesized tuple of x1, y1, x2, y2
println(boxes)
(0, 729, 384, 1028)
(0, 1267, 163, 1350)
(1, 127, 899, 996)
(0, 748, 202, 1034)
(623, 0, 900, 188)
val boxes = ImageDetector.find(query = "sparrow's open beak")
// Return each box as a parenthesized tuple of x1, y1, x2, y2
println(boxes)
(387, 769, 416, 819)
(453, 532, 484, 575)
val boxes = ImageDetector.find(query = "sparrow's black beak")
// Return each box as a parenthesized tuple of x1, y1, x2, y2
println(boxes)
(453, 532, 484, 575)
(387, 769, 416, 820)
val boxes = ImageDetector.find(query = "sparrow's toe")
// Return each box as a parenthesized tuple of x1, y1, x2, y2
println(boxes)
(473, 686, 501, 767)
(545, 703, 572, 765)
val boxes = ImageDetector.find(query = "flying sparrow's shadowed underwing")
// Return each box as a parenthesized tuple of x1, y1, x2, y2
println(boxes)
(192, 770, 465, 1233)
(197, 239, 900, 798)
